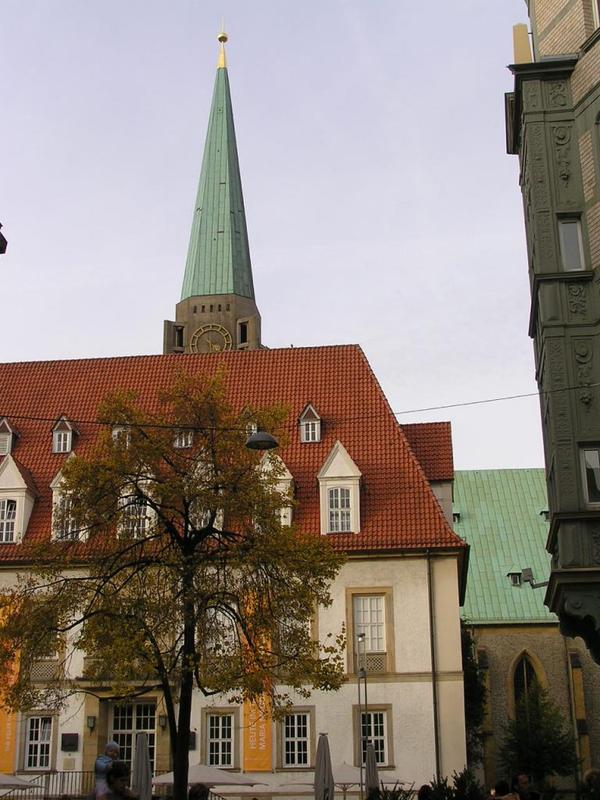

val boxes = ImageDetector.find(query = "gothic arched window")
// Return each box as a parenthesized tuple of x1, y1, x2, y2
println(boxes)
(513, 654, 537, 712)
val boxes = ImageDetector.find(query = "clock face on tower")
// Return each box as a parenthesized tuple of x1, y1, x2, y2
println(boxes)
(189, 324, 233, 353)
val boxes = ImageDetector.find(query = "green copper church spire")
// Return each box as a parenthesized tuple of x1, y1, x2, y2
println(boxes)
(180, 32, 255, 301)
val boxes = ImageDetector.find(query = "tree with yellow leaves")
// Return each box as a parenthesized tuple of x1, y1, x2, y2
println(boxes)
(0, 371, 345, 798)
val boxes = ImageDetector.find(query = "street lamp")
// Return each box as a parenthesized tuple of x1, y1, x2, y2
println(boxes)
(245, 429, 279, 450)
(357, 632, 368, 800)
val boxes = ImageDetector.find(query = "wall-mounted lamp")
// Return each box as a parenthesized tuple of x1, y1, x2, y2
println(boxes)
(506, 566, 549, 590)
(86, 715, 96, 732)
(158, 715, 168, 730)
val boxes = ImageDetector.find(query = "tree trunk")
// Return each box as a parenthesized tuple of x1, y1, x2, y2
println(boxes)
(172, 563, 196, 800)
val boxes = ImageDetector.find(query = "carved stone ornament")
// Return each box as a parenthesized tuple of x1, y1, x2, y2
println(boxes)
(529, 124, 550, 208)
(575, 340, 594, 407)
(547, 80, 568, 109)
(568, 283, 587, 317)
(525, 82, 541, 111)
(553, 125, 574, 205)
(560, 590, 600, 663)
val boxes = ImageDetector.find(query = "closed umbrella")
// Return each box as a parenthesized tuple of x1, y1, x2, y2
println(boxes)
(364, 743, 379, 796)
(132, 733, 152, 800)
(314, 733, 335, 800)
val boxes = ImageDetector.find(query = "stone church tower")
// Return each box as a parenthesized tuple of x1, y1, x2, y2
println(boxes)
(164, 34, 261, 354)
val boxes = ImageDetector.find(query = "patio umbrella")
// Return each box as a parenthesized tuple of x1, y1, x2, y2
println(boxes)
(0, 773, 42, 788)
(364, 743, 379, 796)
(154, 763, 265, 787)
(314, 733, 335, 800)
(132, 733, 152, 800)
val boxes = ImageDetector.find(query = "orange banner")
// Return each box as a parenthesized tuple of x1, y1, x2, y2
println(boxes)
(243, 700, 272, 771)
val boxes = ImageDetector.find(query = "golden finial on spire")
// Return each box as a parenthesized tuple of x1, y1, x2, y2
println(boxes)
(217, 30, 228, 69)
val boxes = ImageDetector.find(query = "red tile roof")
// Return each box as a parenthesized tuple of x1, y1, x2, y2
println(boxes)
(401, 422, 454, 482)
(0, 345, 464, 559)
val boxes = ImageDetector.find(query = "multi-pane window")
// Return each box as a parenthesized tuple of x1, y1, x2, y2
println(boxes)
(582, 447, 600, 504)
(52, 430, 72, 454)
(208, 713, 233, 766)
(120, 496, 152, 538)
(353, 596, 385, 653)
(301, 421, 320, 442)
(205, 608, 237, 654)
(53, 495, 77, 540)
(283, 712, 309, 767)
(328, 487, 351, 533)
(112, 427, 131, 448)
(361, 711, 386, 765)
(0, 499, 16, 543)
(558, 219, 585, 271)
(111, 703, 156, 772)
(25, 716, 52, 769)
(173, 430, 194, 449)
(0, 432, 12, 455)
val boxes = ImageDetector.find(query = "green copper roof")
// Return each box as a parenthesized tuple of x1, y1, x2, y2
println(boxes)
(455, 469, 555, 625)
(181, 64, 254, 300)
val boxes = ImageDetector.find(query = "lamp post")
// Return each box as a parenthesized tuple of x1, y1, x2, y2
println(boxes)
(357, 632, 368, 800)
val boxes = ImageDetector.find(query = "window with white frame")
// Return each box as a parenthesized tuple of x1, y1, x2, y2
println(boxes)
(25, 715, 52, 769)
(328, 487, 351, 533)
(111, 702, 156, 772)
(558, 218, 585, 271)
(593, 0, 600, 29)
(299, 405, 321, 443)
(205, 608, 237, 655)
(360, 710, 387, 765)
(353, 595, 385, 654)
(207, 713, 233, 766)
(581, 446, 600, 504)
(119, 495, 154, 538)
(283, 712, 310, 767)
(173, 429, 194, 449)
(0, 499, 16, 543)
(0, 433, 12, 456)
(112, 426, 131, 448)
(52, 430, 72, 454)
(53, 494, 77, 540)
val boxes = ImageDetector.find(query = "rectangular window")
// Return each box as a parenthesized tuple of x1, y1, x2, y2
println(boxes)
(112, 427, 131, 448)
(301, 421, 320, 442)
(360, 711, 387, 765)
(283, 712, 309, 767)
(208, 713, 233, 767)
(120, 496, 152, 538)
(558, 219, 585, 271)
(238, 320, 248, 346)
(111, 703, 156, 772)
(173, 429, 194, 449)
(593, 0, 600, 28)
(0, 499, 16, 543)
(53, 496, 77, 540)
(0, 433, 11, 455)
(26, 716, 52, 770)
(328, 487, 351, 533)
(353, 595, 385, 653)
(582, 446, 600, 504)
(52, 431, 72, 454)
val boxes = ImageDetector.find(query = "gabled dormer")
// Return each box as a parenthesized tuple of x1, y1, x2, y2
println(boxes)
(261, 452, 295, 526)
(299, 403, 321, 443)
(317, 440, 362, 535)
(0, 418, 16, 456)
(0, 455, 37, 543)
(52, 416, 77, 454)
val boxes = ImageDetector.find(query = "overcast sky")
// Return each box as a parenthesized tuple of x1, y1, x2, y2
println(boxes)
(1, 0, 538, 470)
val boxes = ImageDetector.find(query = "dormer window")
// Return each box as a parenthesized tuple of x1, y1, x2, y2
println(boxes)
(0, 419, 16, 456)
(51, 467, 82, 541)
(260, 453, 294, 527)
(299, 404, 321, 443)
(174, 429, 194, 449)
(0, 499, 16, 543)
(52, 417, 76, 454)
(112, 426, 131, 448)
(317, 441, 361, 535)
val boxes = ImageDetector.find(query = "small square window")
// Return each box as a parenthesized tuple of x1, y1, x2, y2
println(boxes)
(174, 430, 193, 449)
(302, 421, 320, 442)
(53, 430, 72, 454)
